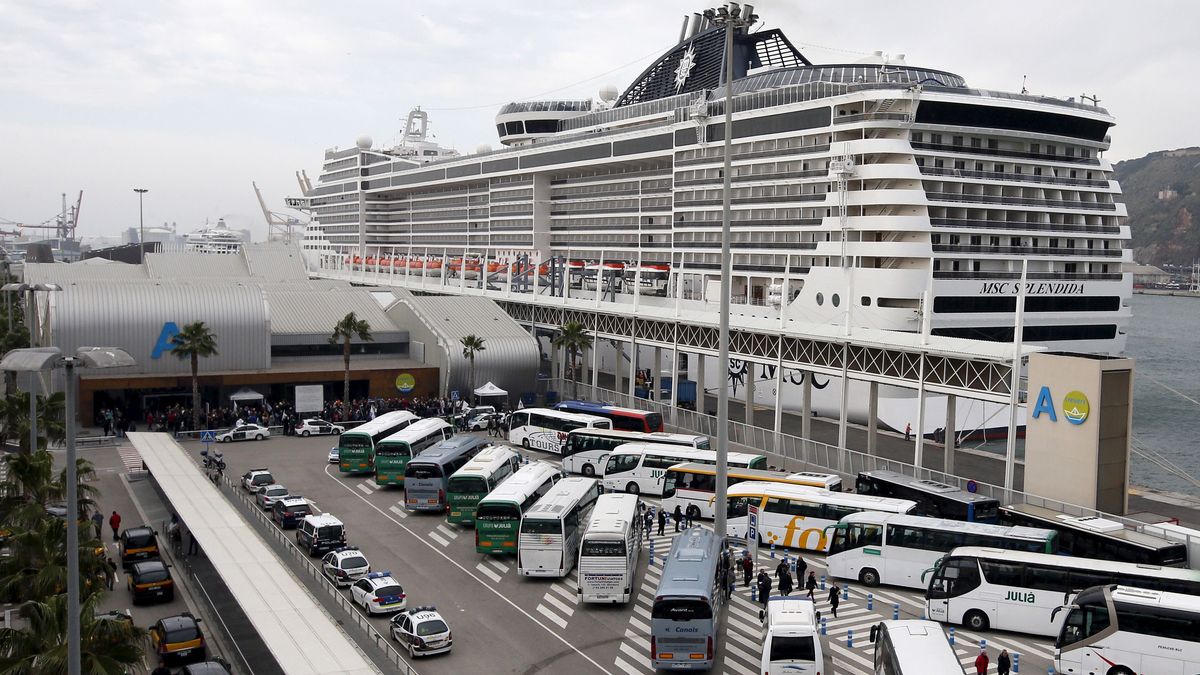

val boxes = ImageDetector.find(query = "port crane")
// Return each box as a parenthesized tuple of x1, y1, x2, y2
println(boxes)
(0, 191, 83, 241)
(253, 182, 309, 244)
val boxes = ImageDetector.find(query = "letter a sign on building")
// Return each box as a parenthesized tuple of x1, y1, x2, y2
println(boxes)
(152, 322, 181, 359)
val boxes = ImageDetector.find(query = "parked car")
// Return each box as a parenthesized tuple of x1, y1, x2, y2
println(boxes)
(217, 424, 270, 442)
(296, 418, 344, 437)
(148, 613, 206, 666)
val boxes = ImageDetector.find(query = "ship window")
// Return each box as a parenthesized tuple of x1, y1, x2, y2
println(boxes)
(954, 160, 965, 170)
(971, 138, 982, 148)
(988, 139, 998, 149)
(815, 293, 824, 306)
(931, 134, 942, 144)
(1046, 145, 1056, 155)
(504, 121, 524, 135)
(976, 162, 984, 171)
(994, 164, 1004, 173)
(861, 296, 872, 306)
(1030, 143, 1040, 154)
(831, 294, 840, 307)
(916, 157, 925, 167)
(952, 135, 963, 146)
(912, 132, 923, 143)
(934, 159, 944, 169)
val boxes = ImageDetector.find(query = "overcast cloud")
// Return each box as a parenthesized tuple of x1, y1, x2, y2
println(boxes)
(1, 0, 1195, 241)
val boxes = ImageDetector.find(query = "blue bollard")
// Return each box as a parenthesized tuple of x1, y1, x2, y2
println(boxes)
(867, 593, 873, 610)
(790, 558, 797, 573)
(1047, 667, 1054, 675)
(820, 617, 827, 636)
(847, 628, 853, 648)
(842, 585, 849, 601)
(892, 603, 900, 620)
(751, 585, 757, 603)
(948, 627, 955, 646)
(1013, 653, 1020, 673)
(662, 554, 667, 566)
(770, 542, 776, 558)
(820, 575, 826, 591)
(650, 539, 655, 559)
(980, 638, 987, 651)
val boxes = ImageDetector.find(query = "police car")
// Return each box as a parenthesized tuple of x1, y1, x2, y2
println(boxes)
(320, 546, 370, 587)
(217, 423, 270, 443)
(350, 572, 407, 614)
(296, 514, 346, 556)
(390, 606, 453, 658)
(327, 446, 340, 464)
(296, 418, 344, 436)
(241, 468, 274, 493)
(255, 484, 289, 510)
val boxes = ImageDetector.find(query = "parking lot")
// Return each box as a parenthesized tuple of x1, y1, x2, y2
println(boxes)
(195, 431, 1057, 674)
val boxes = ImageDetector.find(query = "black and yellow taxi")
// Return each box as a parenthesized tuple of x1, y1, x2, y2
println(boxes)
(128, 560, 175, 605)
(119, 526, 160, 569)
(149, 613, 206, 666)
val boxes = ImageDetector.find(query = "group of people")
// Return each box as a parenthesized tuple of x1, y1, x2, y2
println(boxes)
(749, 555, 839, 614)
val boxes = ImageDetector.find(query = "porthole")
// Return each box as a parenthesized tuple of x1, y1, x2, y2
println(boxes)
(862, 296, 872, 306)
(815, 293, 824, 306)
(832, 294, 840, 307)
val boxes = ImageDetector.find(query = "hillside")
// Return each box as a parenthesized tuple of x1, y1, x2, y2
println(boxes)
(1115, 147, 1200, 265)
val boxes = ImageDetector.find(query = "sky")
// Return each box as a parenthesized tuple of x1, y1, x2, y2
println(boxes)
(1, 0, 1196, 242)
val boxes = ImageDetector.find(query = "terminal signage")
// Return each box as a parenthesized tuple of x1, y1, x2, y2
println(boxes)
(1031, 386, 1091, 425)
(151, 322, 181, 359)
(394, 373, 415, 394)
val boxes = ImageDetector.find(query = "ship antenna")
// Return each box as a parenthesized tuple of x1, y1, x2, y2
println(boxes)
(1020, 75, 1028, 95)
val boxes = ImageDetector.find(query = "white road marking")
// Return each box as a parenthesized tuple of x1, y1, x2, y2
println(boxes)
(551, 583, 578, 604)
(475, 563, 502, 584)
(435, 524, 458, 539)
(536, 604, 568, 629)
(388, 505, 408, 518)
(612, 656, 644, 675)
(542, 592, 574, 617)
(355, 483, 374, 495)
(428, 531, 450, 547)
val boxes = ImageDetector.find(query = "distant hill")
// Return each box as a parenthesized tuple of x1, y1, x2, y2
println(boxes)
(1115, 147, 1200, 266)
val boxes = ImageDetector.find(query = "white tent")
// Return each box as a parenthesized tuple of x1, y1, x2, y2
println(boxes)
(229, 387, 264, 407)
(473, 381, 508, 398)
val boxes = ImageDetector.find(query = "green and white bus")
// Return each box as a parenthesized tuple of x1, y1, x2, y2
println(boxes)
(374, 417, 453, 486)
(447, 446, 522, 526)
(475, 461, 563, 555)
(337, 411, 419, 474)
(825, 512, 1057, 590)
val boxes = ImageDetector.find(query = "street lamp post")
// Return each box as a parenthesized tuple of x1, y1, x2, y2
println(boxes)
(134, 188, 149, 264)
(0, 346, 136, 675)
(704, 2, 756, 542)
(2, 282, 61, 452)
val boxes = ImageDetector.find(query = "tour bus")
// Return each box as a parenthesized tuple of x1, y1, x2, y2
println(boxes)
(553, 401, 664, 433)
(650, 527, 724, 671)
(578, 493, 642, 604)
(1142, 521, 1200, 571)
(1000, 503, 1188, 566)
(374, 417, 453, 486)
(507, 408, 611, 453)
(561, 428, 708, 477)
(403, 436, 488, 512)
(856, 470, 999, 523)
(662, 463, 842, 520)
(924, 546, 1200, 637)
(602, 444, 768, 496)
(475, 461, 563, 554)
(825, 512, 1057, 590)
(517, 477, 601, 577)
(337, 411, 419, 473)
(446, 446, 522, 526)
(1054, 585, 1200, 675)
(759, 598, 828, 675)
(869, 620, 965, 675)
(725, 481, 917, 552)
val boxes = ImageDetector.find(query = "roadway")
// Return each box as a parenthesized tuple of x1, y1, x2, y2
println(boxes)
(204, 431, 1057, 674)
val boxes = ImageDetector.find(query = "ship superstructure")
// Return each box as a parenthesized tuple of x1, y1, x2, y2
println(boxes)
(299, 7, 1130, 358)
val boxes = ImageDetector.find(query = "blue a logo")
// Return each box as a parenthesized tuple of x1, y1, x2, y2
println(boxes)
(1031, 386, 1057, 422)
(152, 322, 181, 359)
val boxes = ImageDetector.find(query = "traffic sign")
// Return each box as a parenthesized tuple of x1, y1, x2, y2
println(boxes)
(966, 479, 978, 493)
(200, 431, 216, 443)
(748, 504, 759, 561)
(450, 390, 460, 402)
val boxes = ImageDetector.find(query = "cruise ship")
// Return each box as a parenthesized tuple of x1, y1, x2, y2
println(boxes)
(185, 218, 245, 255)
(297, 5, 1130, 435)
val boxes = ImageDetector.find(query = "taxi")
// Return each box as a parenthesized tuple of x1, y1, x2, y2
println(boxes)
(321, 546, 371, 587)
(296, 418, 344, 436)
(391, 606, 453, 658)
(149, 613, 207, 665)
(128, 560, 175, 605)
(241, 468, 274, 493)
(351, 572, 407, 615)
(118, 526, 160, 568)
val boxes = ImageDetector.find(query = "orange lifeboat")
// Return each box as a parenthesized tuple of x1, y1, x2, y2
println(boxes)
(408, 258, 425, 272)
(425, 258, 444, 276)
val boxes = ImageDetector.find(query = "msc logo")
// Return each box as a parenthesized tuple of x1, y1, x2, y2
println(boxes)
(1031, 386, 1090, 425)
(151, 322, 180, 359)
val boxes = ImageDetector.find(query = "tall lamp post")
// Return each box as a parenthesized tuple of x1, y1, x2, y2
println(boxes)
(0, 346, 136, 675)
(2, 282, 62, 452)
(704, 2, 756, 542)
(134, 188, 149, 264)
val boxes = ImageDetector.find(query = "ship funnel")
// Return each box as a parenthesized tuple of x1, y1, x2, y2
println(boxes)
(679, 15, 689, 43)
(686, 12, 702, 39)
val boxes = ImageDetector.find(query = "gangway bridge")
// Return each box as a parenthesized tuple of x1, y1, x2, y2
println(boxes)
(128, 432, 384, 675)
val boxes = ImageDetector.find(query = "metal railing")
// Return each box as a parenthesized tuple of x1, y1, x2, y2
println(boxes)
(221, 474, 419, 674)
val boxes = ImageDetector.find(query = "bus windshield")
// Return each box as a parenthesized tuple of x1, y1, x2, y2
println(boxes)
(340, 434, 372, 449)
(449, 476, 488, 494)
(477, 503, 521, 521)
(769, 635, 816, 661)
(405, 463, 442, 479)
(520, 518, 561, 535)
(377, 443, 411, 457)
(651, 598, 712, 621)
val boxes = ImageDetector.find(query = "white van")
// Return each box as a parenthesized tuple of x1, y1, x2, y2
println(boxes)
(760, 597, 828, 675)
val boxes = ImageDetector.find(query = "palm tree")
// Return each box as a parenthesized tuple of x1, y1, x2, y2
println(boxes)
(552, 321, 592, 400)
(170, 321, 219, 431)
(329, 312, 374, 406)
(57, 456, 100, 521)
(1, 450, 59, 528)
(0, 516, 110, 603)
(0, 391, 65, 453)
(460, 335, 485, 404)
(0, 592, 146, 673)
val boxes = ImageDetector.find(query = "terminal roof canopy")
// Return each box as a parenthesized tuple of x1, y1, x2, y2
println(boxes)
(229, 386, 264, 402)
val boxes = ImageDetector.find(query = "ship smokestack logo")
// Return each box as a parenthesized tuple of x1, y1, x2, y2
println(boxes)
(674, 46, 697, 92)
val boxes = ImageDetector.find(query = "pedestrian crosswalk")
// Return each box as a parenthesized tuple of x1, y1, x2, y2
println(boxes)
(476, 556, 509, 584)
(534, 573, 579, 629)
(117, 444, 143, 473)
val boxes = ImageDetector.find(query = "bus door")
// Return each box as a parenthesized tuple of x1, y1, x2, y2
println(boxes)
(925, 557, 981, 623)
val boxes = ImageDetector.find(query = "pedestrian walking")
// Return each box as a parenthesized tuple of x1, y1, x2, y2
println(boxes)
(187, 528, 199, 556)
(974, 649, 990, 675)
(796, 555, 807, 584)
(104, 556, 116, 590)
(805, 571, 817, 601)
(684, 505, 694, 528)
(997, 649, 1010, 675)
(108, 510, 122, 541)
(642, 510, 653, 540)
(775, 558, 789, 583)
(779, 569, 793, 596)
(741, 551, 753, 587)
(90, 510, 104, 540)
(672, 505, 683, 533)
(827, 582, 840, 618)
(657, 508, 666, 536)
(904, 422, 912, 441)
(756, 569, 772, 608)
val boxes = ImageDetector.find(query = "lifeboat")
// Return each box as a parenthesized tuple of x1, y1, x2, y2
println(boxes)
(343, 255, 353, 267)
(408, 258, 425, 273)
(365, 256, 377, 267)
(379, 257, 391, 268)
(425, 258, 444, 276)
(352, 255, 364, 267)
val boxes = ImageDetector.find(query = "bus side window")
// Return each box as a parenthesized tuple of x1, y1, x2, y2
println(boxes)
(727, 497, 749, 518)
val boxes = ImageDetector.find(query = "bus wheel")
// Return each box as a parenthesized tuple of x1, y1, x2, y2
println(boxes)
(859, 568, 880, 587)
(522, 439, 531, 450)
(625, 482, 639, 495)
(964, 610, 989, 632)
(581, 464, 595, 477)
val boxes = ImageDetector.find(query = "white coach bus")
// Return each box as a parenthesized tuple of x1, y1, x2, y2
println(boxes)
(577, 493, 642, 604)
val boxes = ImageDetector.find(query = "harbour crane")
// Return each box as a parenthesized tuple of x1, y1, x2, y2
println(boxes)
(252, 181, 308, 244)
